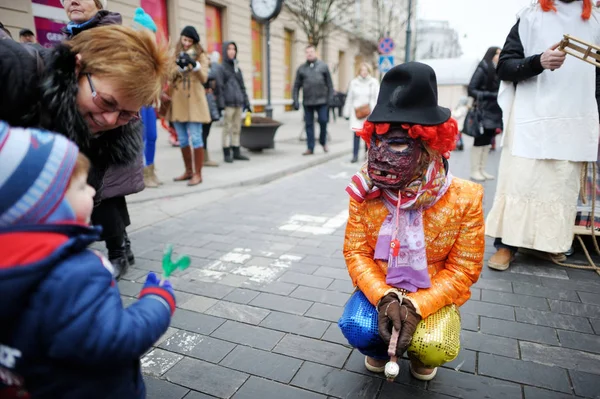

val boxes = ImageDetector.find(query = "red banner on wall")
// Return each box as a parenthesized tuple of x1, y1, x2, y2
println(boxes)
(205, 4, 222, 55)
(140, 0, 169, 44)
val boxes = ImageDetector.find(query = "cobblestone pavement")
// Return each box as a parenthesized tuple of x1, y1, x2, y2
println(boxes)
(119, 144, 600, 399)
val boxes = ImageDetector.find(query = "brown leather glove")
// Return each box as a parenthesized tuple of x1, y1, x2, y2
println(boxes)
(377, 293, 422, 357)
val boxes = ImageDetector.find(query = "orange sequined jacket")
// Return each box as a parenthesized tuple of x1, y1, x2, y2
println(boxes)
(343, 178, 484, 319)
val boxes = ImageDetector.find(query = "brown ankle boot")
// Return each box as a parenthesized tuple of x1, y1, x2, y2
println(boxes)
(174, 147, 193, 181)
(188, 147, 204, 186)
(143, 166, 159, 188)
(488, 248, 515, 271)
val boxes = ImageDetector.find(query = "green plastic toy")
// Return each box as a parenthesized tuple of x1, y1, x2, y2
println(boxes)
(161, 244, 191, 284)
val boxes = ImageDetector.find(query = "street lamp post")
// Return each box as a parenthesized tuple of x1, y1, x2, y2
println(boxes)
(405, 0, 413, 63)
(265, 20, 273, 119)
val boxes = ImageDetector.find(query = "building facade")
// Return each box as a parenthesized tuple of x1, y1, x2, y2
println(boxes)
(0, 0, 417, 114)
(415, 19, 462, 60)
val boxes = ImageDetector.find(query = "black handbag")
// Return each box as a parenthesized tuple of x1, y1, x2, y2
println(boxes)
(206, 91, 220, 122)
(462, 102, 484, 138)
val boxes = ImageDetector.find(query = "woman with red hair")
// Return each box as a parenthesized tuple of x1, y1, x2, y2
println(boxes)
(339, 62, 484, 381)
(486, 0, 600, 271)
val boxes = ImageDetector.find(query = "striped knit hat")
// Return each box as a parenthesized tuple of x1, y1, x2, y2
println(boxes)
(0, 121, 79, 227)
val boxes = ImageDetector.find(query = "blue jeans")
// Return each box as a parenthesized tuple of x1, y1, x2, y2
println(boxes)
(172, 122, 204, 149)
(140, 106, 157, 166)
(304, 104, 329, 151)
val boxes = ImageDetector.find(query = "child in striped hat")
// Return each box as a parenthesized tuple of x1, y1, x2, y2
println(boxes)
(0, 121, 176, 398)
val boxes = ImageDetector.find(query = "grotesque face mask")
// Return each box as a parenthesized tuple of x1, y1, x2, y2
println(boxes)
(367, 125, 427, 190)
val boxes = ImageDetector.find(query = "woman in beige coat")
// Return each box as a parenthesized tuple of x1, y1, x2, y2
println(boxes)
(167, 26, 210, 186)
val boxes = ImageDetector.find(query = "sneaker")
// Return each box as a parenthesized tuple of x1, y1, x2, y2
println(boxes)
(302, 150, 314, 156)
(488, 248, 515, 271)
(409, 362, 438, 381)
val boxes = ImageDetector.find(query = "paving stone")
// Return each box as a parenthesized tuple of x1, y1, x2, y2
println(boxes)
(592, 318, 600, 335)
(472, 278, 513, 293)
(461, 312, 479, 332)
(539, 276, 600, 294)
(182, 392, 222, 399)
(220, 346, 303, 384)
(302, 255, 342, 267)
(233, 376, 325, 399)
(442, 349, 476, 374)
(218, 273, 250, 287)
(513, 282, 580, 302)
(273, 334, 351, 368)
(118, 280, 143, 297)
(291, 362, 381, 398)
(327, 279, 355, 294)
(378, 382, 456, 398)
(523, 386, 576, 399)
(460, 300, 515, 321)
(121, 267, 148, 282)
(480, 317, 560, 345)
(322, 323, 350, 346)
(205, 301, 270, 325)
(548, 299, 600, 319)
(342, 350, 425, 389)
(481, 290, 550, 311)
(211, 320, 285, 351)
(165, 357, 248, 399)
(255, 281, 298, 296)
(178, 295, 219, 313)
(478, 353, 571, 393)
(313, 266, 352, 281)
(569, 369, 600, 398)
(141, 348, 183, 377)
(159, 331, 236, 363)
(144, 377, 190, 399)
(155, 327, 179, 346)
(508, 263, 570, 280)
(222, 288, 260, 304)
(470, 287, 482, 301)
(291, 286, 349, 307)
(171, 309, 226, 335)
(279, 271, 333, 289)
(520, 341, 600, 375)
(515, 308, 594, 333)
(289, 263, 320, 275)
(173, 279, 235, 299)
(305, 303, 344, 323)
(479, 268, 543, 286)
(579, 292, 600, 306)
(558, 330, 600, 354)
(460, 330, 519, 358)
(427, 367, 522, 399)
(249, 292, 313, 315)
(260, 311, 329, 338)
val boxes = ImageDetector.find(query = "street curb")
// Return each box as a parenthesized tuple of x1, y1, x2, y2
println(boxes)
(128, 148, 349, 204)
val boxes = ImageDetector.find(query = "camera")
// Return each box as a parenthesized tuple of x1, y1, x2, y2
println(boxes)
(176, 52, 194, 70)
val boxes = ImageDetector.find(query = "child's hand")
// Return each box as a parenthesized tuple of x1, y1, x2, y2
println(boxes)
(139, 272, 176, 315)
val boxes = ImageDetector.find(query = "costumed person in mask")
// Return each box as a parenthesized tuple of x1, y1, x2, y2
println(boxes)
(486, 0, 600, 271)
(339, 63, 484, 381)
(167, 26, 211, 186)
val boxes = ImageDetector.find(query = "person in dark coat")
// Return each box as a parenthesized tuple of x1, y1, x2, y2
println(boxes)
(217, 41, 252, 162)
(60, 0, 143, 278)
(0, 25, 171, 280)
(467, 46, 503, 181)
(293, 44, 334, 155)
(0, 122, 175, 399)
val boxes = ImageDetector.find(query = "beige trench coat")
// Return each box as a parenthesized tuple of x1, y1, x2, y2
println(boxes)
(167, 52, 211, 123)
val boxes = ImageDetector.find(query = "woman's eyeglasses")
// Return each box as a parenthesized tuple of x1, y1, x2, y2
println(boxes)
(86, 74, 140, 123)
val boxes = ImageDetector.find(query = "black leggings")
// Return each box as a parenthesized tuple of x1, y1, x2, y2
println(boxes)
(203, 122, 212, 151)
(91, 196, 130, 250)
(473, 128, 496, 147)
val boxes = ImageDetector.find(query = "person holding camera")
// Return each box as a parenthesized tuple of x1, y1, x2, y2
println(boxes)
(166, 26, 211, 186)
(216, 41, 252, 162)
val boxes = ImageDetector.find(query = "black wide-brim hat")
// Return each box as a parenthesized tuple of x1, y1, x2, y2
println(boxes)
(368, 62, 451, 125)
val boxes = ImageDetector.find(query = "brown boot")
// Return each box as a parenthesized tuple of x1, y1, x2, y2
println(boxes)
(188, 147, 204, 186)
(488, 248, 515, 271)
(143, 166, 159, 188)
(203, 148, 219, 167)
(174, 147, 193, 181)
(149, 164, 163, 185)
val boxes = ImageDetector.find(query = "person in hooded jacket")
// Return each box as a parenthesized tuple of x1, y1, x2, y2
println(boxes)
(217, 41, 252, 163)
(202, 50, 224, 167)
(60, 0, 144, 279)
(0, 123, 175, 399)
(467, 46, 503, 182)
(0, 25, 171, 280)
(167, 26, 211, 186)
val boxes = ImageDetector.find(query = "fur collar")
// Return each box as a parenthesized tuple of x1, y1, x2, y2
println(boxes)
(38, 44, 142, 168)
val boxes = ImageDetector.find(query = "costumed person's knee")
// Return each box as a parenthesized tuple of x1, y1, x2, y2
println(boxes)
(338, 291, 381, 349)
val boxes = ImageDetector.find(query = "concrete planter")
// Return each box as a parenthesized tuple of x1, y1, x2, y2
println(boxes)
(240, 116, 282, 152)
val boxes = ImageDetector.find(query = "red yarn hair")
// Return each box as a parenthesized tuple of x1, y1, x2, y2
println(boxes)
(539, 0, 592, 20)
(356, 119, 458, 159)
